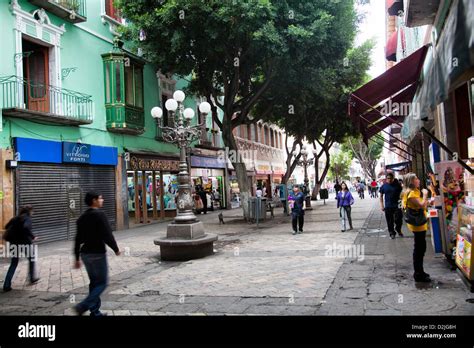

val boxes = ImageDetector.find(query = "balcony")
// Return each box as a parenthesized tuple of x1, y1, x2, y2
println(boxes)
(0, 75, 93, 126)
(195, 129, 223, 149)
(106, 105, 144, 135)
(405, 0, 440, 27)
(29, 0, 87, 23)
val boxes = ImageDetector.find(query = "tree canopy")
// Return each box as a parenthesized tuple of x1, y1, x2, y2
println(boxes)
(118, 0, 370, 215)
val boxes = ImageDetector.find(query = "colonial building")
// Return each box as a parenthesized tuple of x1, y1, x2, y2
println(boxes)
(0, 0, 209, 242)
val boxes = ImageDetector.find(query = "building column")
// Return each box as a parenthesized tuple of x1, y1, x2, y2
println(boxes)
(0, 149, 14, 240)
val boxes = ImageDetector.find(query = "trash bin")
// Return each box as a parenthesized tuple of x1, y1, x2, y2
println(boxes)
(249, 197, 267, 222)
(319, 189, 329, 200)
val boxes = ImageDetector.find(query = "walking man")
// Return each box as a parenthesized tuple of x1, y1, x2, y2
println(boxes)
(380, 173, 403, 239)
(334, 181, 342, 199)
(73, 192, 120, 316)
(289, 185, 305, 235)
(2, 205, 39, 292)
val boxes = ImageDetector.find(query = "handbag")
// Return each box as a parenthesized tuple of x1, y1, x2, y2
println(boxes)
(403, 207, 427, 226)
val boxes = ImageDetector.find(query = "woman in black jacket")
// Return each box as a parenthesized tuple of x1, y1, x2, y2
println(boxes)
(3, 205, 39, 292)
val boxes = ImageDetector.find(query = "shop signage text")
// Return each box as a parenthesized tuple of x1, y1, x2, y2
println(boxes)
(63, 142, 91, 164)
(129, 156, 180, 171)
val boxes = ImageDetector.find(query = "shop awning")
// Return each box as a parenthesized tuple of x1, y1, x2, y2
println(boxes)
(385, 30, 398, 62)
(402, 0, 474, 143)
(387, 0, 404, 16)
(348, 44, 429, 145)
(386, 161, 411, 171)
(420, 0, 474, 111)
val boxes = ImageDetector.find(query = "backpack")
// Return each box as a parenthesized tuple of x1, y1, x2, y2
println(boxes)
(3, 216, 21, 243)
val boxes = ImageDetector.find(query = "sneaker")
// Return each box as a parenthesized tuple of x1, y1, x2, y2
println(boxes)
(30, 278, 40, 285)
(3, 287, 12, 292)
(390, 234, 396, 239)
(297, 230, 303, 234)
(341, 230, 345, 232)
(90, 311, 107, 317)
(73, 305, 87, 316)
(397, 232, 404, 237)
(292, 231, 297, 235)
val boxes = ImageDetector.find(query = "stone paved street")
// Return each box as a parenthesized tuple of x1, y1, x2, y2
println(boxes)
(1, 194, 473, 316)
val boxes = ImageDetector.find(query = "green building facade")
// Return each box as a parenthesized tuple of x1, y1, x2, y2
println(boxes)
(0, 0, 225, 243)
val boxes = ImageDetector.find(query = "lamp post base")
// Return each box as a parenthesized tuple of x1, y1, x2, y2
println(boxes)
(154, 221, 218, 261)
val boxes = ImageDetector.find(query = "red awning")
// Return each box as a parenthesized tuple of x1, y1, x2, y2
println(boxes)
(387, 0, 404, 16)
(348, 44, 428, 145)
(385, 30, 398, 62)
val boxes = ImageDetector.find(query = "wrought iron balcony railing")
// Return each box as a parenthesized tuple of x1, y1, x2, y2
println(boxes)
(0, 75, 93, 125)
(29, 0, 87, 23)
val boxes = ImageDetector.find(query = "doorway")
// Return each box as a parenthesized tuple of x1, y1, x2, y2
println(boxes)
(22, 39, 50, 113)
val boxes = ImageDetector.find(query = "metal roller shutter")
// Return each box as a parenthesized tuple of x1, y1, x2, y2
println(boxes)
(16, 163, 116, 244)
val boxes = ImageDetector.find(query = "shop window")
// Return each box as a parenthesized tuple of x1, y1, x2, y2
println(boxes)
(163, 174, 178, 210)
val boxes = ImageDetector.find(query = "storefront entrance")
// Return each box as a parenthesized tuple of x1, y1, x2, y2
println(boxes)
(127, 154, 180, 224)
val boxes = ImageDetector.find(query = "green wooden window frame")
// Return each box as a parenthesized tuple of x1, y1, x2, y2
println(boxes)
(102, 52, 144, 108)
(125, 62, 144, 108)
(102, 52, 125, 106)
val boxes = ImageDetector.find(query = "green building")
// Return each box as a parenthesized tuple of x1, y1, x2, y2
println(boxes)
(0, 0, 226, 243)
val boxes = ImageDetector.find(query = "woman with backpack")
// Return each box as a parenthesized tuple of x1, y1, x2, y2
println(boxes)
(402, 173, 431, 283)
(336, 182, 355, 232)
(2, 205, 39, 292)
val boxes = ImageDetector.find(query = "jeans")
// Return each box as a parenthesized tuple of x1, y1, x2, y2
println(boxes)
(413, 231, 427, 275)
(3, 255, 36, 290)
(292, 214, 304, 232)
(78, 253, 108, 316)
(340, 206, 353, 230)
(384, 207, 403, 235)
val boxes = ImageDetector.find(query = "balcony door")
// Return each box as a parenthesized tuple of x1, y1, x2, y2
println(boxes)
(22, 39, 50, 113)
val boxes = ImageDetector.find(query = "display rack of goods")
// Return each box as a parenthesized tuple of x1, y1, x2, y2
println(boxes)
(456, 204, 474, 286)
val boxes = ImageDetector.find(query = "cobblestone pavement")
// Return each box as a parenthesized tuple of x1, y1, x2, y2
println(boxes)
(1, 193, 473, 316)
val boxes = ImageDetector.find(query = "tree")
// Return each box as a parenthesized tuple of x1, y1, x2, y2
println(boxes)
(118, 0, 359, 219)
(341, 136, 383, 179)
(327, 151, 352, 183)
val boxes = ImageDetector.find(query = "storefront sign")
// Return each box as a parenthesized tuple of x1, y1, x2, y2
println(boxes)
(272, 166, 286, 175)
(191, 156, 226, 169)
(256, 164, 272, 175)
(14, 137, 117, 166)
(63, 142, 91, 164)
(129, 156, 180, 171)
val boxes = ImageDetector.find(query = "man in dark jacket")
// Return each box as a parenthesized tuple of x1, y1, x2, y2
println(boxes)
(3, 205, 39, 292)
(197, 186, 208, 214)
(290, 185, 305, 235)
(380, 173, 404, 239)
(73, 192, 120, 316)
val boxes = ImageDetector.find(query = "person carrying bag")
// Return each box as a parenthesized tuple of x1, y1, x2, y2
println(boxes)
(2, 205, 39, 292)
(402, 173, 431, 283)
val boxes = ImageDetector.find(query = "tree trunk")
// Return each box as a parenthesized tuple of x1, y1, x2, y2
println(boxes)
(311, 158, 319, 200)
(221, 115, 250, 220)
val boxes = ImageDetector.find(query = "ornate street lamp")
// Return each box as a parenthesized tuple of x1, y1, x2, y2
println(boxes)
(294, 145, 314, 210)
(151, 90, 217, 261)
